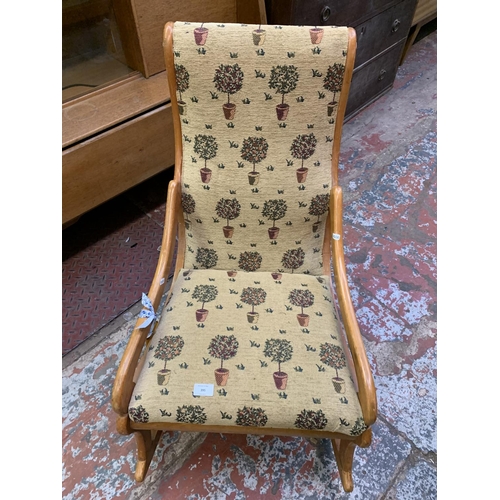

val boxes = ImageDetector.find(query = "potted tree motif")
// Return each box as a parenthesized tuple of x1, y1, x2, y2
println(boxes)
(319, 342, 347, 393)
(309, 26, 324, 44)
(181, 192, 196, 229)
(208, 334, 239, 386)
(308, 194, 329, 232)
(194, 134, 218, 183)
(240, 287, 267, 323)
(238, 251, 262, 272)
(281, 247, 305, 274)
(351, 417, 368, 436)
(195, 247, 218, 269)
(262, 199, 287, 239)
(236, 406, 268, 427)
(192, 284, 218, 322)
(176, 405, 207, 424)
(240, 136, 269, 185)
(323, 63, 345, 116)
(175, 64, 189, 115)
(263, 338, 293, 390)
(268, 65, 299, 121)
(271, 272, 282, 280)
(288, 289, 315, 327)
(215, 198, 241, 238)
(194, 22, 209, 46)
(290, 133, 317, 183)
(252, 24, 266, 45)
(294, 409, 328, 430)
(213, 63, 244, 120)
(129, 405, 150, 423)
(154, 335, 185, 385)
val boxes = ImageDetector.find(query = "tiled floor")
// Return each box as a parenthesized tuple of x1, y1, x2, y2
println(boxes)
(62, 27, 437, 499)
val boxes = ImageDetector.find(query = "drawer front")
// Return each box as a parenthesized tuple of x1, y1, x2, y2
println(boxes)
(62, 104, 174, 224)
(345, 39, 405, 118)
(354, 0, 417, 67)
(267, 0, 400, 27)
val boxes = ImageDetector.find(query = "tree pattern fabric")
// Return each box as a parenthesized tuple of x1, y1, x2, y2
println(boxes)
(173, 22, 348, 275)
(130, 269, 365, 436)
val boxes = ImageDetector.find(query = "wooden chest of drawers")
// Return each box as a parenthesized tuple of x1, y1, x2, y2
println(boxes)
(265, 0, 418, 119)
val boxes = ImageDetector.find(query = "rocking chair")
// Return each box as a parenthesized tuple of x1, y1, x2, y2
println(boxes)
(112, 21, 377, 492)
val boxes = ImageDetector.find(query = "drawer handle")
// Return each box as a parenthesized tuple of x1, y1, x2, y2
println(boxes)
(321, 6, 331, 22)
(378, 69, 386, 81)
(391, 19, 401, 32)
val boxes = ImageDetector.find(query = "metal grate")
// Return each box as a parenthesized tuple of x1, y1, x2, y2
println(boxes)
(62, 173, 172, 355)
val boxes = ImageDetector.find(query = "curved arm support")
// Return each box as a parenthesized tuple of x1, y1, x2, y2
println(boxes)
(112, 21, 185, 418)
(331, 28, 356, 186)
(330, 185, 377, 426)
(112, 179, 180, 416)
(163, 21, 183, 184)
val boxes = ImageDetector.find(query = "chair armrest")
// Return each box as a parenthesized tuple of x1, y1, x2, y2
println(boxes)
(330, 185, 377, 426)
(111, 179, 180, 417)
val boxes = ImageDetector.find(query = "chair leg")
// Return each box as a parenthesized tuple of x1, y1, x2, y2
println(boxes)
(332, 429, 372, 492)
(332, 438, 356, 492)
(134, 430, 163, 482)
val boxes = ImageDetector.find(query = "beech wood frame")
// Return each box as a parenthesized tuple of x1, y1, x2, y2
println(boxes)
(111, 22, 377, 492)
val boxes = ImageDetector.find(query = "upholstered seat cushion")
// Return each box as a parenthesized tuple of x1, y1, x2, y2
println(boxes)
(129, 269, 366, 437)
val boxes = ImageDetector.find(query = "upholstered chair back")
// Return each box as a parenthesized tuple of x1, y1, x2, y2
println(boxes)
(174, 22, 349, 275)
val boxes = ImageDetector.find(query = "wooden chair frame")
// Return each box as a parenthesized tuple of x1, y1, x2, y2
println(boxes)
(112, 21, 377, 492)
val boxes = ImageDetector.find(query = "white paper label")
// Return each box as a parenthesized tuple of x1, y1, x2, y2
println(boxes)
(193, 383, 214, 396)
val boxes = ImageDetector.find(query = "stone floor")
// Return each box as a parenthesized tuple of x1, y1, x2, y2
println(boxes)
(62, 28, 437, 499)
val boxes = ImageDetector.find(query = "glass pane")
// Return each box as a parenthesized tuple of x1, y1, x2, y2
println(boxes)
(62, 0, 136, 102)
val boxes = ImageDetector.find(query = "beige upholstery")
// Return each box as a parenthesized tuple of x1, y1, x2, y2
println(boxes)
(130, 269, 365, 436)
(174, 22, 349, 275)
(112, 21, 376, 492)
(128, 22, 367, 438)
